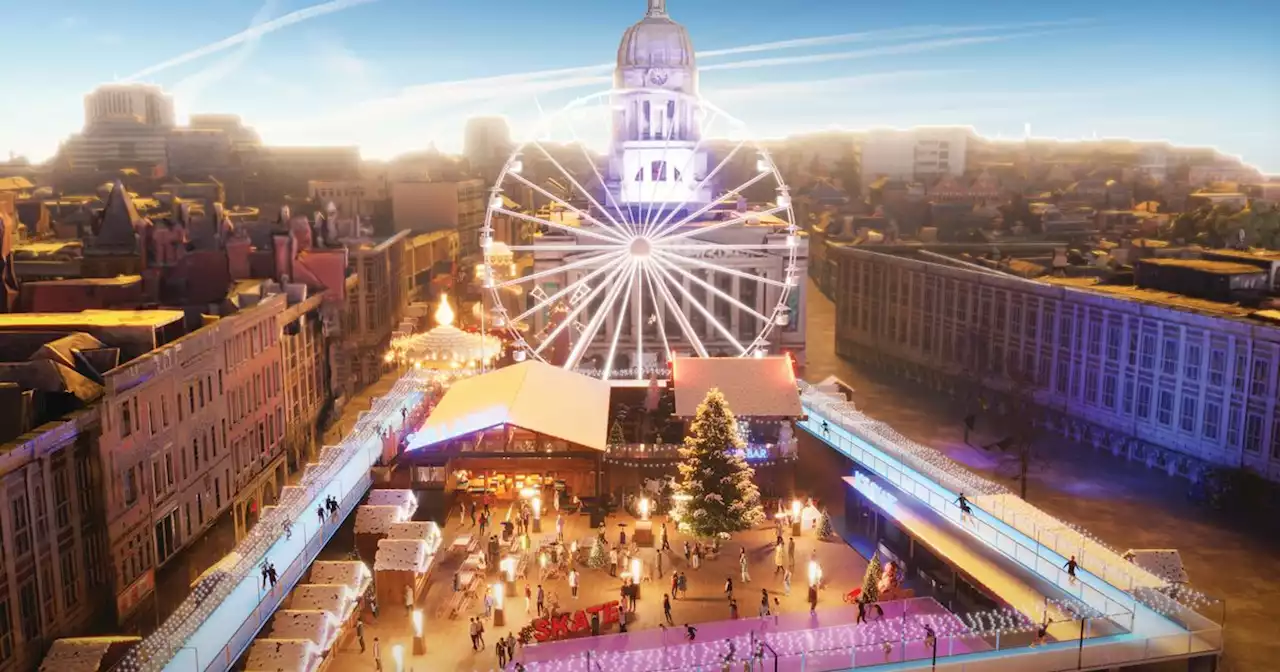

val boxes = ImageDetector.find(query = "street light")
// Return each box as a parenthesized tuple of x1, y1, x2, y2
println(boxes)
(493, 583, 506, 627)
(808, 559, 822, 587)
(791, 499, 803, 535)
(392, 643, 404, 672)
(638, 497, 650, 521)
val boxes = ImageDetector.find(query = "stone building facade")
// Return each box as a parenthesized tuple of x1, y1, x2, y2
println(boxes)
(831, 246, 1280, 484)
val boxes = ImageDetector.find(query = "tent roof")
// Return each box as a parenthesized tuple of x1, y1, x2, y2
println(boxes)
(672, 356, 802, 418)
(407, 360, 611, 451)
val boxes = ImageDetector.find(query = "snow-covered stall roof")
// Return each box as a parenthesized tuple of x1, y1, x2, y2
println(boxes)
(244, 638, 322, 672)
(268, 610, 340, 650)
(354, 505, 407, 535)
(388, 521, 442, 551)
(672, 356, 803, 418)
(1124, 549, 1189, 585)
(366, 488, 418, 518)
(290, 584, 356, 619)
(309, 561, 371, 591)
(374, 538, 432, 573)
(406, 360, 610, 451)
(39, 637, 140, 672)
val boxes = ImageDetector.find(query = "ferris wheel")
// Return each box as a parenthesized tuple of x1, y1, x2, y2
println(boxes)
(479, 89, 800, 380)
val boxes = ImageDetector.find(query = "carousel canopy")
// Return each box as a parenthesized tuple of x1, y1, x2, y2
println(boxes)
(392, 294, 501, 367)
(672, 356, 803, 418)
(406, 360, 611, 451)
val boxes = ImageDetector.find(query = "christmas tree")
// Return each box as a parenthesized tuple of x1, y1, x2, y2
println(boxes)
(859, 553, 882, 604)
(608, 419, 626, 447)
(817, 508, 835, 540)
(676, 388, 765, 538)
(586, 535, 608, 569)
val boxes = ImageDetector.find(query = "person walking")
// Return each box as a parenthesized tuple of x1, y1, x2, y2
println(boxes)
(470, 504, 477, 528)
(684, 540, 691, 563)
(1064, 555, 1079, 584)
(483, 590, 494, 617)
(729, 599, 739, 619)
(373, 637, 383, 671)
(497, 636, 508, 669)
(556, 514, 565, 542)
(568, 568, 579, 599)
(787, 536, 796, 571)
(356, 618, 366, 653)
(477, 616, 486, 649)
(739, 548, 751, 583)
(469, 617, 480, 650)
(524, 584, 533, 614)
(536, 584, 545, 617)
(808, 584, 818, 614)
(774, 542, 785, 576)
(609, 547, 619, 577)
(661, 522, 671, 551)
(783, 567, 792, 596)
(856, 600, 867, 624)
(679, 571, 688, 598)
(670, 573, 680, 601)
(724, 576, 734, 599)
(663, 592, 675, 625)
(759, 589, 771, 618)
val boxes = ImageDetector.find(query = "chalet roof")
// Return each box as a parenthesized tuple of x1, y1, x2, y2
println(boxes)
(672, 356, 802, 418)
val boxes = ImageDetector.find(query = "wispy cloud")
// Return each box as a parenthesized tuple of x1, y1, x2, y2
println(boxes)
(172, 0, 280, 117)
(124, 0, 379, 81)
(59, 14, 84, 28)
(700, 32, 1060, 72)
(697, 19, 1091, 58)
(286, 22, 1078, 133)
(703, 70, 968, 102)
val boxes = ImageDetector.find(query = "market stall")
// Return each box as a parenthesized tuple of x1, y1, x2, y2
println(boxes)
(267, 610, 341, 653)
(289, 584, 359, 625)
(243, 638, 324, 672)
(354, 505, 410, 561)
(374, 538, 435, 611)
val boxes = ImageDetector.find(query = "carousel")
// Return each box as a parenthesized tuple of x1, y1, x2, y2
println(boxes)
(388, 293, 502, 372)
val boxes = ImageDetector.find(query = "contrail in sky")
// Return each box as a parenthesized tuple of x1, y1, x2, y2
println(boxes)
(124, 0, 379, 81)
(171, 0, 281, 112)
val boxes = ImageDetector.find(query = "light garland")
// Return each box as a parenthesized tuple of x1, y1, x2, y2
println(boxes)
(797, 382, 1219, 616)
(114, 371, 432, 671)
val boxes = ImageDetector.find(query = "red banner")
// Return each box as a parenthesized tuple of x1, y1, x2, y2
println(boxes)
(532, 600, 621, 642)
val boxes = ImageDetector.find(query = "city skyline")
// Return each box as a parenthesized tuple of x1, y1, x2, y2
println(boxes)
(3, 0, 1277, 172)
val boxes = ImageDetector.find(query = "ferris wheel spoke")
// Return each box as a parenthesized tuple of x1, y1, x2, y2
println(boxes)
(660, 204, 788, 243)
(651, 248, 788, 288)
(531, 139, 633, 238)
(496, 250, 622, 289)
(645, 262, 708, 358)
(493, 205, 626, 245)
(644, 105, 727, 238)
(656, 243, 795, 251)
(505, 245, 622, 252)
(650, 253, 770, 323)
(647, 137, 748, 240)
(564, 260, 634, 371)
(531, 261, 632, 357)
(597, 265, 638, 380)
(649, 257, 746, 354)
(650, 168, 771, 241)
(511, 254, 626, 323)
(640, 102, 704, 238)
(565, 113, 639, 236)
(639, 265, 672, 363)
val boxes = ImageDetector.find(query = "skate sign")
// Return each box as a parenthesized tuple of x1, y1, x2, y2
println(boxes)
(531, 600, 621, 642)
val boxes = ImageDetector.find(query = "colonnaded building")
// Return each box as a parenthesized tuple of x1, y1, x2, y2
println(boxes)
(831, 245, 1280, 484)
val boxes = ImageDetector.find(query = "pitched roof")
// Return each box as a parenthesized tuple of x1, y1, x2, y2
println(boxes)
(95, 180, 143, 248)
(672, 356, 802, 418)
(407, 360, 611, 451)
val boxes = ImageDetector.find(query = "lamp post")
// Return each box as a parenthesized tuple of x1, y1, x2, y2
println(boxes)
(501, 556, 517, 595)
(412, 609, 426, 655)
(532, 496, 543, 533)
(392, 643, 405, 672)
(791, 499, 803, 536)
(635, 496, 654, 547)
(493, 583, 506, 627)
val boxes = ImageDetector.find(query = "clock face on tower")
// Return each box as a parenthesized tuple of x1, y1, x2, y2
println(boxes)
(645, 69, 669, 87)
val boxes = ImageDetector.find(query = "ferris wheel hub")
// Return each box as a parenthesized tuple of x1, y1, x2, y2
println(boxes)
(629, 236, 653, 258)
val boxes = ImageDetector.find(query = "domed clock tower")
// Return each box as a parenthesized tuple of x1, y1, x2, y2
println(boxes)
(608, 0, 711, 215)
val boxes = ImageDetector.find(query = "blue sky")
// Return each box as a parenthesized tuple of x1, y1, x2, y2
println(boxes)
(2, 0, 1277, 171)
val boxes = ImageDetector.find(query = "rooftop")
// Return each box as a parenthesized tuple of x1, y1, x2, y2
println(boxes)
(672, 356, 802, 418)
(0, 309, 185, 329)
(1136, 258, 1266, 275)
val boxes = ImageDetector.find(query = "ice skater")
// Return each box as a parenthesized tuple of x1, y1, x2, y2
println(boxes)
(1064, 555, 1079, 584)
(955, 493, 973, 526)
(821, 420, 830, 436)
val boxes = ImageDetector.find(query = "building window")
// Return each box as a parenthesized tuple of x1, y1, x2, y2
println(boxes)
(0, 599, 11, 662)
(1179, 395, 1197, 433)
(1123, 380, 1135, 415)
(1088, 320, 1102, 356)
(1184, 344, 1201, 382)
(1102, 374, 1117, 409)
(1208, 349, 1226, 387)
(1137, 384, 1152, 420)
(10, 497, 31, 557)
(17, 580, 38, 642)
(120, 402, 133, 438)
(1085, 369, 1099, 405)
(1250, 359, 1270, 397)
(1156, 390, 1174, 426)
(1106, 324, 1121, 361)
(1244, 414, 1263, 454)
(1140, 334, 1155, 369)
(1203, 401, 1220, 440)
(1161, 338, 1178, 376)
(61, 552, 79, 610)
(1227, 404, 1242, 447)
(123, 465, 138, 506)
(1233, 353, 1247, 393)
(1055, 359, 1069, 394)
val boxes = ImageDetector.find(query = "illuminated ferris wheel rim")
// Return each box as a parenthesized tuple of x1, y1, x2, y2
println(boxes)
(480, 88, 800, 380)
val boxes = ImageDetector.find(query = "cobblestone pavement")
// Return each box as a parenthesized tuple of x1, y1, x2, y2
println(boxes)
(323, 507, 869, 671)
(802, 280, 1277, 672)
